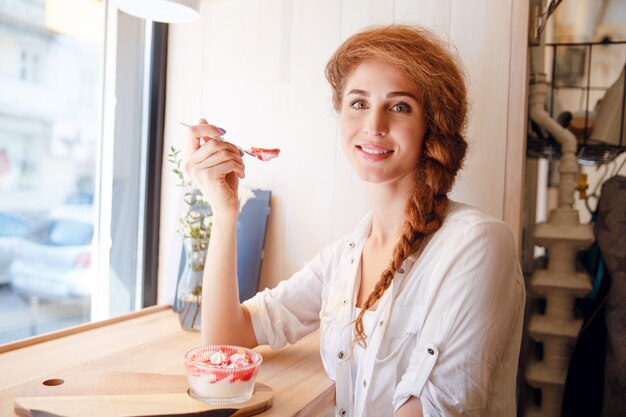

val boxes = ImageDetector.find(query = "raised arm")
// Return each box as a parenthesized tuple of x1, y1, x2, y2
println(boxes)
(184, 119, 258, 348)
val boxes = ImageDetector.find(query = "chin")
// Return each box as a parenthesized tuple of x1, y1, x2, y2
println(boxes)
(354, 166, 417, 187)
(355, 170, 394, 184)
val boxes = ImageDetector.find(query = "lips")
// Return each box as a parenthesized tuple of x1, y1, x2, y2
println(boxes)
(356, 143, 394, 161)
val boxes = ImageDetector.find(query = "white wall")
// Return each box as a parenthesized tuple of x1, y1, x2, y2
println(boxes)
(158, 0, 527, 303)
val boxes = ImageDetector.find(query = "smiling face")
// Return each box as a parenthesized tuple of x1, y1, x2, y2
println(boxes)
(338, 59, 427, 186)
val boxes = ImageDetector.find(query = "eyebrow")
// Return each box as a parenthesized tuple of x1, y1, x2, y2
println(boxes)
(346, 89, 419, 102)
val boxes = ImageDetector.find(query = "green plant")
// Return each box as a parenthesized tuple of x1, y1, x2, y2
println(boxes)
(168, 147, 212, 239)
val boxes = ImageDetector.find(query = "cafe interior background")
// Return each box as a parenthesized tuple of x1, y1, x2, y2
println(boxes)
(0, 0, 624, 415)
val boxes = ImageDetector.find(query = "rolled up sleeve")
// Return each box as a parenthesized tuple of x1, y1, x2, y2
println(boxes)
(243, 242, 341, 349)
(393, 343, 440, 414)
(393, 221, 525, 416)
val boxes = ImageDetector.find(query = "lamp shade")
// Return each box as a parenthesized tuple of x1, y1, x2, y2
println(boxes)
(117, 0, 200, 23)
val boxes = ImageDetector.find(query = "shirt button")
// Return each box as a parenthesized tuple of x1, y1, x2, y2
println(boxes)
(338, 409, 347, 416)
(378, 320, 384, 327)
(342, 299, 348, 305)
(338, 351, 345, 359)
(428, 348, 435, 355)
(350, 258, 355, 264)
(363, 379, 367, 388)
(348, 241, 355, 248)
(399, 267, 405, 274)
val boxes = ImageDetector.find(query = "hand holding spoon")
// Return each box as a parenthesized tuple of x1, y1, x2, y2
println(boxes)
(180, 122, 280, 161)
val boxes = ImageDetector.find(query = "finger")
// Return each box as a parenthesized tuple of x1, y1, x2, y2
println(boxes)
(185, 146, 244, 181)
(198, 118, 209, 144)
(198, 158, 246, 181)
(193, 121, 226, 143)
(197, 148, 245, 172)
(184, 121, 227, 160)
(188, 140, 243, 167)
(189, 119, 240, 157)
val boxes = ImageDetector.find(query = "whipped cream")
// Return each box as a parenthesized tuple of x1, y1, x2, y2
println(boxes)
(205, 349, 253, 368)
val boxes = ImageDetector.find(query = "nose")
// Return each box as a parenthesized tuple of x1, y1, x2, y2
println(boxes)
(362, 108, 387, 137)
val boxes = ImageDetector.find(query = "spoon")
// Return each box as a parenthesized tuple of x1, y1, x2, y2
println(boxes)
(180, 122, 280, 161)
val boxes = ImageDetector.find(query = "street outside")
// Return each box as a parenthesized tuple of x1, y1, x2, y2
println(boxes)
(0, 284, 89, 344)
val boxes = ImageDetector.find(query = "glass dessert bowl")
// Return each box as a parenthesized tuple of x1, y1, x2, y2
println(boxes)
(185, 345, 263, 404)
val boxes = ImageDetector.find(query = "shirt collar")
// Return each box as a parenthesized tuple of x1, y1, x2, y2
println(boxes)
(346, 211, 373, 246)
(347, 200, 461, 263)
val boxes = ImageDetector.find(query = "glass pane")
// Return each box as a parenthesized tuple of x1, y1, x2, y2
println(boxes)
(49, 220, 93, 246)
(0, 0, 104, 343)
(0, 213, 32, 236)
(108, 11, 150, 316)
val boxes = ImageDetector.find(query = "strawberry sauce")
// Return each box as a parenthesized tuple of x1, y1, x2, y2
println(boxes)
(250, 147, 280, 161)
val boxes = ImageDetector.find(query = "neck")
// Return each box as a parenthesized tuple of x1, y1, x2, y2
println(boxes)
(366, 176, 414, 246)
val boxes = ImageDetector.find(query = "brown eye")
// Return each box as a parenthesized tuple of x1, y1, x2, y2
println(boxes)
(391, 102, 411, 113)
(350, 100, 368, 110)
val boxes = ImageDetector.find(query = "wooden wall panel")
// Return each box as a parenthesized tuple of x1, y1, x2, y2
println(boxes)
(504, 0, 529, 247)
(282, 0, 342, 277)
(340, 0, 395, 38)
(394, 0, 451, 36)
(448, 0, 513, 220)
(201, 0, 293, 291)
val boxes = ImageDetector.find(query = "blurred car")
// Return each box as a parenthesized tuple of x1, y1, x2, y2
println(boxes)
(0, 212, 33, 285)
(10, 205, 94, 299)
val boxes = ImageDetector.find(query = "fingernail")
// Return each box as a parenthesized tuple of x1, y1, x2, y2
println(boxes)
(217, 127, 226, 135)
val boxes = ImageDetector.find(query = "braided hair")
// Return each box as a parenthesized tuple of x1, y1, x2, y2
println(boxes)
(325, 25, 468, 347)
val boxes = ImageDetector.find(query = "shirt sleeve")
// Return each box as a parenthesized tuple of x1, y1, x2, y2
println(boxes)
(243, 241, 339, 349)
(392, 220, 525, 416)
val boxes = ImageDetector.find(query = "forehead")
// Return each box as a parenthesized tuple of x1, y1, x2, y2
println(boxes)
(343, 59, 417, 96)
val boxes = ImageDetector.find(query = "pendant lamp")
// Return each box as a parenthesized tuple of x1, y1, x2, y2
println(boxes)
(117, 0, 200, 23)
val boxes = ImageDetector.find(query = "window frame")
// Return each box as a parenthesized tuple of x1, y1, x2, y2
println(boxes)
(140, 21, 168, 308)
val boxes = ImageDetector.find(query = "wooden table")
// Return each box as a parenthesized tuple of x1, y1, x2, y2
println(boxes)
(0, 305, 335, 416)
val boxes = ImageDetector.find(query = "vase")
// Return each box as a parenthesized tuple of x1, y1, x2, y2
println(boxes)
(176, 237, 209, 331)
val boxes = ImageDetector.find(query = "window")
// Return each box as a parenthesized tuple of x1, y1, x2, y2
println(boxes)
(0, 0, 164, 344)
(0, 214, 31, 237)
(34, 219, 94, 246)
(19, 49, 27, 81)
(18, 48, 40, 83)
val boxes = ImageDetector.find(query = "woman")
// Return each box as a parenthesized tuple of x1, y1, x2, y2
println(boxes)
(184, 24, 525, 417)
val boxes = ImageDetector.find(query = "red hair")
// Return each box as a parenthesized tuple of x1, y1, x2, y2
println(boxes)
(325, 24, 469, 347)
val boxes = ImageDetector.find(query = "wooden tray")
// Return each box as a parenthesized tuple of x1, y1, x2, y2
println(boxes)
(14, 371, 273, 417)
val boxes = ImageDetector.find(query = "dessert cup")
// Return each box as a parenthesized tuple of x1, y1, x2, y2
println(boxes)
(185, 345, 262, 404)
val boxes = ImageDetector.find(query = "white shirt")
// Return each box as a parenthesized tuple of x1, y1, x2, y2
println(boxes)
(244, 201, 525, 417)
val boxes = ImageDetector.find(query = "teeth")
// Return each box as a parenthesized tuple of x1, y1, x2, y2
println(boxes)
(360, 146, 392, 155)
